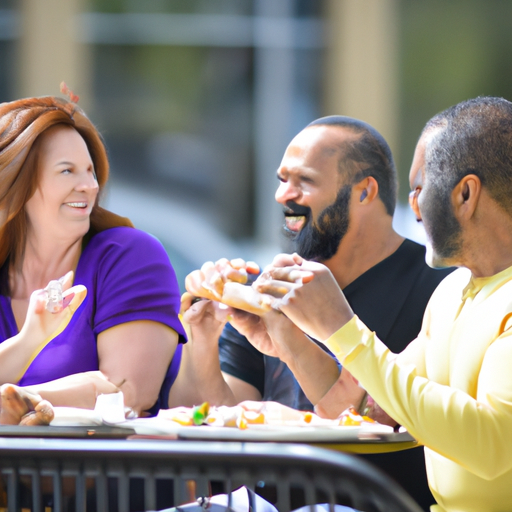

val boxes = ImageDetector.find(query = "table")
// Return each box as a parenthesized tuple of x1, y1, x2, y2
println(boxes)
(0, 434, 423, 512)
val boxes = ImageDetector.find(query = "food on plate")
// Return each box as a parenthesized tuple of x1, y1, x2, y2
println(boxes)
(339, 407, 375, 426)
(192, 402, 209, 425)
(157, 401, 376, 430)
(185, 259, 273, 315)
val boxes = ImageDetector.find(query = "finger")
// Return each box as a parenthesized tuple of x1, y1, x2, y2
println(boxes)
(19, 411, 40, 426)
(31, 289, 49, 314)
(229, 309, 262, 333)
(200, 261, 217, 282)
(246, 261, 260, 274)
(254, 270, 301, 288)
(271, 253, 303, 268)
(202, 270, 224, 298)
(267, 267, 313, 283)
(59, 270, 74, 291)
(214, 257, 230, 270)
(182, 298, 211, 323)
(200, 261, 215, 273)
(185, 270, 215, 298)
(180, 292, 195, 314)
(229, 308, 258, 323)
(44, 285, 86, 338)
(20, 400, 55, 426)
(211, 302, 231, 322)
(220, 282, 273, 315)
(229, 258, 246, 270)
(223, 266, 247, 284)
(253, 279, 298, 298)
(0, 384, 32, 421)
(63, 284, 87, 314)
(21, 389, 45, 409)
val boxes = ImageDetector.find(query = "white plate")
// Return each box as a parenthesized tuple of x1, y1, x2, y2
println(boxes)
(51, 407, 415, 445)
(114, 417, 413, 444)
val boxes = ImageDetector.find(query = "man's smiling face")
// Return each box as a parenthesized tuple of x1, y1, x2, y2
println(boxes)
(275, 125, 358, 262)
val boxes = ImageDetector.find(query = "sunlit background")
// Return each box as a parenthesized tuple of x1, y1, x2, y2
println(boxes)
(2, 0, 512, 290)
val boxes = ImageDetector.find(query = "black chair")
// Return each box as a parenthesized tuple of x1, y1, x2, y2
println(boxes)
(0, 436, 424, 512)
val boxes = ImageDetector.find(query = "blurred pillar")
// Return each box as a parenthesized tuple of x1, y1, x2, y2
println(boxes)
(17, 0, 91, 107)
(324, 0, 400, 158)
(253, 0, 295, 253)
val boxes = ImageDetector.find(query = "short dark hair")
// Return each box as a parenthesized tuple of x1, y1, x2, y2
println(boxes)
(307, 115, 397, 216)
(424, 96, 512, 218)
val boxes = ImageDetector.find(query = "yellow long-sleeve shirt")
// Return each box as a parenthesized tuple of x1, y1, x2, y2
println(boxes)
(324, 265, 512, 512)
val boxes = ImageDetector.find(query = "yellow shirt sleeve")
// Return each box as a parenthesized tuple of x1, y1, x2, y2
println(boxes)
(324, 315, 512, 481)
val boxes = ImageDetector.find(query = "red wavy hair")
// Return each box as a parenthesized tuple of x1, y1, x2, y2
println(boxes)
(0, 96, 133, 271)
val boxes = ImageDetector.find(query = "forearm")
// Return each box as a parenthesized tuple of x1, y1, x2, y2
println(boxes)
(168, 333, 239, 408)
(0, 332, 54, 384)
(24, 371, 119, 409)
(326, 316, 512, 480)
(314, 368, 366, 419)
(282, 340, 341, 406)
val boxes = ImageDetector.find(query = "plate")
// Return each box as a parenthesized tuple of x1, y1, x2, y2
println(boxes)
(116, 417, 413, 444)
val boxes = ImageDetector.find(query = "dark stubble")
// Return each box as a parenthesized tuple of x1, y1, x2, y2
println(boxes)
(421, 182, 462, 267)
(284, 184, 352, 262)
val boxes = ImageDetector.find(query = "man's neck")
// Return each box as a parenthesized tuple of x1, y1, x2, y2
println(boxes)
(452, 194, 512, 278)
(324, 221, 404, 290)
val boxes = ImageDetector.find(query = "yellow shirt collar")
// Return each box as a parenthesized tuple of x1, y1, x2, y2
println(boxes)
(462, 264, 512, 303)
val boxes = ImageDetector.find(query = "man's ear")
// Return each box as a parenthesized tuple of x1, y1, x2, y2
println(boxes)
(452, 174, 481, 221)
(355, 176, 379, 204)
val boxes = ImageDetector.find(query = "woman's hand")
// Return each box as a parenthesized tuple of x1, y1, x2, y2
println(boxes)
(0, 272, 88, 385)
(20, 271, 87, 346)
(0, 383, 54, 425)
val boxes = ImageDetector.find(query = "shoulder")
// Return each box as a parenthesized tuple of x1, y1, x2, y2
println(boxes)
(77, 227, 175, 289)
(87, 226, 164, 250)
(83, 227, 168, 263)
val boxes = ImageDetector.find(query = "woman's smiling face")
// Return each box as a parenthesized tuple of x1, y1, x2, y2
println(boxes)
(24, 124, 99, 241)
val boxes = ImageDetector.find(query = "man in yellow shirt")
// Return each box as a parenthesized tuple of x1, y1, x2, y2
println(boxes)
(256, 96, 512, 512)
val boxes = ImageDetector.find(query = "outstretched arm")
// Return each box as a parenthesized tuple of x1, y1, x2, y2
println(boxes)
(258, 254, 512, 479)
(25, 320, 179, 414)
(0, 272, 87, 385)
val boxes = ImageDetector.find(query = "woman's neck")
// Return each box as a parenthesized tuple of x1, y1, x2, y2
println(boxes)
(10, 234, 82, 299)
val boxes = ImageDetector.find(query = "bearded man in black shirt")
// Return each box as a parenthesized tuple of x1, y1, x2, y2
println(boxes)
(170, 116, 452, 511)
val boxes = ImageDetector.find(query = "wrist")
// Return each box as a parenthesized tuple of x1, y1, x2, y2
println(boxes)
(318, 311, 354, 343)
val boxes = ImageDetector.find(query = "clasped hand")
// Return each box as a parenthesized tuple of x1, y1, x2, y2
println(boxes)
(253, 253, 355, 343)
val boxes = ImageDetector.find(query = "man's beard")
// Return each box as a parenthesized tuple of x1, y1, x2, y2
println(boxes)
(422, 184, 462, 268)
(284, 184, 352, 262)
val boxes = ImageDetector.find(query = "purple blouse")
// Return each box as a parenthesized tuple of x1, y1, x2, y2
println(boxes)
(0, 227, 187, 415)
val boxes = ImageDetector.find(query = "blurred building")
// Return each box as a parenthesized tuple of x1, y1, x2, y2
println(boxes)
(2, 0, 512, 288)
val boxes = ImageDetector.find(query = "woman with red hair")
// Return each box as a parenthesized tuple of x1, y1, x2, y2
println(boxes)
(0, 96, 186, 423)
